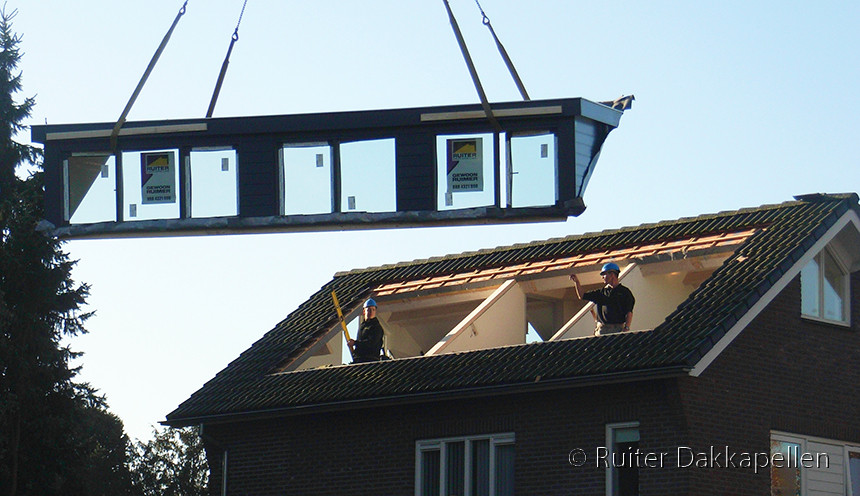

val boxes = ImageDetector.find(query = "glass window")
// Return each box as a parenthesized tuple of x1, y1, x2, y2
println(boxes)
(507, 132, 557, 208)
(471, 439, 490, 496)
(800, 257, 820, 317)
(121, 149, 180, 221)
(281, 142, 333, 215)
(822, 250, 847, 321)
(770, 438, 802, 496)
(770, 432, 860, 496)
(339, 138, 396, 213)
(436, 133, 496, 210)
(446, 441, 465, 496)
(64, 154, 116, 224)
(494, 442, 515, 496)
(420, 447, 441, 496)
(189, 148, 238, 218)
(849, 450, 860, 496)
(416, 433, 514, 496)
(606, 423, 640, 496)
(801, 248, 850, 324)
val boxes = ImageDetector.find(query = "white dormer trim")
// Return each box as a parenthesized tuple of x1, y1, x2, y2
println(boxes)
(690, 208, 860, 377)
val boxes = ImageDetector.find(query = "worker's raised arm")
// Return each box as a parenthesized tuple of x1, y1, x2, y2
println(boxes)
(569, 273, 585, 300)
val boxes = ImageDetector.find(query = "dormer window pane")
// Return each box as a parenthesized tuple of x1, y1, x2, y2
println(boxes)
(822, 250, 846, 321)
(801, 248, 849, 325)
(800, 258, 820, 317)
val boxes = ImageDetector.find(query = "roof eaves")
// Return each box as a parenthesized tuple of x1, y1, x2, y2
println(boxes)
(164, 364, 690, 428)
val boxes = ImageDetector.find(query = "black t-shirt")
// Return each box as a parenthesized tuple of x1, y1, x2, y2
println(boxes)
(353, 317, 384, 362)
(582, 284, 635, 325)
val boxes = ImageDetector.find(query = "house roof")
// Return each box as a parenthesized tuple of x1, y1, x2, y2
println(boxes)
(374, 228, 757, 298)
(165, 193, 859, 426)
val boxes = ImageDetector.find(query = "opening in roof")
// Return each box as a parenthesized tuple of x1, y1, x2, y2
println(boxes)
(284, 228, 759, 372)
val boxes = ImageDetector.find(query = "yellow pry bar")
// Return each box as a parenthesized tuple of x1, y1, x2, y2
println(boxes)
(331, 290, 352, 342)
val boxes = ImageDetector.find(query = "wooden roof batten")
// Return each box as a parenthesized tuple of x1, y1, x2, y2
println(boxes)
(31, 97, 628, 239)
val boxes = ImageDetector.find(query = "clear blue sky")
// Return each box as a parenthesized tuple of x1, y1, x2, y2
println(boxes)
(10, 1, 859, 441)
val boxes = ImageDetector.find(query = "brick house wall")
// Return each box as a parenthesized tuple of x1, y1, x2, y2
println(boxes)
(202, 378, 691, 496)
(200, 271, 858, 496)
(677, 272, 860, 495)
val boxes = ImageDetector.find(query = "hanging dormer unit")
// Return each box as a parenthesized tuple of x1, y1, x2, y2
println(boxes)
(31, 97, 627, 239)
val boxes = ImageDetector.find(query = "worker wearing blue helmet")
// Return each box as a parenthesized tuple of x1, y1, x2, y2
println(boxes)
(348, 298, 385, 363)
(569, 262, 635, 336)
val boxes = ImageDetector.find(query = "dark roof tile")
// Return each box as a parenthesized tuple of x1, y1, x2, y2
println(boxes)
(166, 194, 858, 424)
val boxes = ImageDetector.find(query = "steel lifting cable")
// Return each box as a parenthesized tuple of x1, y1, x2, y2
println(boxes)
(473, 0, 530, 101)
(110, 1, 189, 152)
(206, 0, 248, 118)
(442, 0, 501, 132)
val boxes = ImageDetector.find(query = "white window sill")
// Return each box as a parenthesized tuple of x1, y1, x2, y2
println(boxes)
(801, 314, 851, 328)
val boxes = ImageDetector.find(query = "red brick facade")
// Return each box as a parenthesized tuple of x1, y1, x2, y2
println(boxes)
(200, 272, 858, 495)
(677, 271, 860, 495)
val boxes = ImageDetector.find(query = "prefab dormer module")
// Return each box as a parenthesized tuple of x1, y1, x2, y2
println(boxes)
(30, 97, 626, 239)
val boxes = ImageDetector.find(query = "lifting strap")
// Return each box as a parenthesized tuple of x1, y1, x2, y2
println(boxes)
(473, 0, 530, 101)
(206, 0, 249, 118)
(110, 1, 188, 152)
(442, 0, 501, 132)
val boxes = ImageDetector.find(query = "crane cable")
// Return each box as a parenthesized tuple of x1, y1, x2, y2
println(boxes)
(110, 1, 188, 152)
(206, 0, 248, 117)
(442, 0, 501, 132)
(473, 0, 530, 101)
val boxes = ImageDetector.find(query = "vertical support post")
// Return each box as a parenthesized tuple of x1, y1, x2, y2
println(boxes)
(331, 142, 341, 213)
(493, 131, 501, 208)
(62, 158, 70, 222)
(221, 449, 228, 496)
(179, 148, 191, 219)
(505, 135, 513, 208)
(115, 152, 125, 222)
(555, 120, 576, 207)
(236, 137, 282, 217)
(44, 147, 66, 226)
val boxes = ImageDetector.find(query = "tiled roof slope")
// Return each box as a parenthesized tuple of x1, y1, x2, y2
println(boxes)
(165, 193, 859, 425)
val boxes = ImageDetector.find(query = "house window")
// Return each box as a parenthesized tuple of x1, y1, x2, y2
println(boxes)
(416, 433, 514, 496)
(770, 435, 802, 496)
(605, 422, 639, 496)
(801, 248, 850, 325)
(848, 449, 860, 496)
(770, 431, 860, 495)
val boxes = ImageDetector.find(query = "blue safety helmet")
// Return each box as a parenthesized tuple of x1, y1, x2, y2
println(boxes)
(363, 298, 377, 308)
(600, 262, 621, 275)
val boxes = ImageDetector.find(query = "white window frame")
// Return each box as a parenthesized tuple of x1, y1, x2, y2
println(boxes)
(605, 421, 640, 496)
(771, 430, 860, 496)
(415, 432, 514, 496)
(771, 432, 807, 495)
(801, 246, 851, 326)
(847, 446, 860, 496)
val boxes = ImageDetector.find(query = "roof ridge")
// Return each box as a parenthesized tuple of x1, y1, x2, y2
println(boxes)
(793, 192, 858, 203)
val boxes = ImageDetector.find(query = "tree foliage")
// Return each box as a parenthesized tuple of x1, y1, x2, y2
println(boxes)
(0, 8, 136, 496)
(0, 9, 209, 496)
(131, 427, 209, 496)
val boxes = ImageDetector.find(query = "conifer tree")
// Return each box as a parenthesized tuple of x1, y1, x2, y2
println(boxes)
(0, 8, 132, 496)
